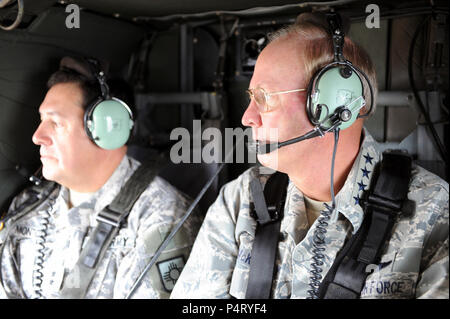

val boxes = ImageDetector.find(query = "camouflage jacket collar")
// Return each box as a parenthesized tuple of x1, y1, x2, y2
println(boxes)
(55, 155, 135, 225)
(333, 128, 381, 233)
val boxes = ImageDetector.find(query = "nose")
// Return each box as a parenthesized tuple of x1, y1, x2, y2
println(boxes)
(32, 121, 52, 146)
(241, 100, 262, 128)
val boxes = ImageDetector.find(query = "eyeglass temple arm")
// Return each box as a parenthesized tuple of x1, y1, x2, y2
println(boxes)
(270, 88, 307, 95)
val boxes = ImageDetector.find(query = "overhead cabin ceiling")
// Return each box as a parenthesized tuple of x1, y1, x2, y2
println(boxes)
(1, 0, 449, 29)
(59, 0, 450, 24)
(61, 0, 450, 19)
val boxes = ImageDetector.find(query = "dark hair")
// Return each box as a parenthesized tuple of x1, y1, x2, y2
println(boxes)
(46, 68, 136, 116)
(47, 68, 100, 110)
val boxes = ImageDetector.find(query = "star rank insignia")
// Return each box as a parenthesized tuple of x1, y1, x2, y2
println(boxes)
(361, 166, 371, 179)
(363, 153, 374, 165)
(357, 181, 367, 191)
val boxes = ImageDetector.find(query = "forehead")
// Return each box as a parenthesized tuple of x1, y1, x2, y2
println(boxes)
(251, 36, 306, 89)
(39, 82, 84, 117)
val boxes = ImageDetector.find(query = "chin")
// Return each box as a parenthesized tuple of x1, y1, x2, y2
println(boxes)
(41, 170, 55, 182)
(41, 165, 60, 183)
(258, 146, 296, 174)
(257, 152, 280, 172)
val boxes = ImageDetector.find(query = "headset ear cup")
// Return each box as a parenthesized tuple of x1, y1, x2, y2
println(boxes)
(339, 66, 353, 79)
(313, 104, 323, 123)
(84, 98, 133, 150)
(84, 98, 102, 143)
(309, 64, 364, 131)
(306, 71, 320, 126)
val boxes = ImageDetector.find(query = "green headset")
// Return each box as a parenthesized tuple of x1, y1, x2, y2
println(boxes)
(305, 13, 374, 132)
(83, 58, 134, 150)
(256, 13, 375, 154)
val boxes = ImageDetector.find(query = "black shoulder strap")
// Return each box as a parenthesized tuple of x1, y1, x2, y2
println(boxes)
(245, 171, 289, 299)
(318, 150, 412, 299)
(60, 156, 164, 298)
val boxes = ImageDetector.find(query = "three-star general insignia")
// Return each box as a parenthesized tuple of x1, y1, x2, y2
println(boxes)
(157, 256, 185, 292)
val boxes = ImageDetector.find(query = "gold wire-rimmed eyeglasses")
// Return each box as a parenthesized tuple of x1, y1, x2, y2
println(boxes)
(246, 87, 307, 113)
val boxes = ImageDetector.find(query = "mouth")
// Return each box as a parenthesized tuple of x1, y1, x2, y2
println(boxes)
(247, 139, 278, 154)
(253, 138, 277, 146)
(40, 154, 57, 161)
(250, 137, 271, 144)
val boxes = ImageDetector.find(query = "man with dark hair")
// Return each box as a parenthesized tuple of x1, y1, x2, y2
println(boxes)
(0, 56, 200, 298)
(47, 65, 136, 117)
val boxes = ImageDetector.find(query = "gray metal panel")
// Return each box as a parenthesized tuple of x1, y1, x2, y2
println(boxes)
(348, 20, 389, 142)
(386, 16, 423, 142)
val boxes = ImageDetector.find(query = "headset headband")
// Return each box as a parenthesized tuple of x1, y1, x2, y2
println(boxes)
(326, 13, 345, 63)
(85, 58, 111, 99)
(326, 12, 375, 118)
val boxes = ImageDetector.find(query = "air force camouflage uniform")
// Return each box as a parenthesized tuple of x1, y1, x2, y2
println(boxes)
(171, 130, 449, 299)
(0, 155, 201, 299)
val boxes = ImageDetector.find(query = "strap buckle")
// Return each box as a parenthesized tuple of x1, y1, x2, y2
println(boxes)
(363, 194, 401, 214)
(249, 203, 281, 226)
(266, 205, 282, 223)
(96, 206, 123, 228)
(362, 195, 415, 218)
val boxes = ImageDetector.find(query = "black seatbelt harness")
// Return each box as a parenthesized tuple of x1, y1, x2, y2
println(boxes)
(245, 150, 412, 299)
(246, 171, 289, 299)
(60, 157, 164, 298)
(318, 150, 412, 298)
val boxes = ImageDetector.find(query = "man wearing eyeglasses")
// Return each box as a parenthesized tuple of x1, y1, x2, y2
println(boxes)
(171, 13, 448, 299)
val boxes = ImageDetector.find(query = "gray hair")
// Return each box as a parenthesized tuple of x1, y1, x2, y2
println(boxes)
(267, 13, 377, 116)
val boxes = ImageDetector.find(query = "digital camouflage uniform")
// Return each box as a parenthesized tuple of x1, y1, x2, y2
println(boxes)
(0, 155, 201, 299)
(171, 129, 449, 299)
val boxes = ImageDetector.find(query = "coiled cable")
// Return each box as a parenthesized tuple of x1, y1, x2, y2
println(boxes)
(32, 201, 53, 299)
(307, 128, 340, 299)
(0, 0, 24, 31)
